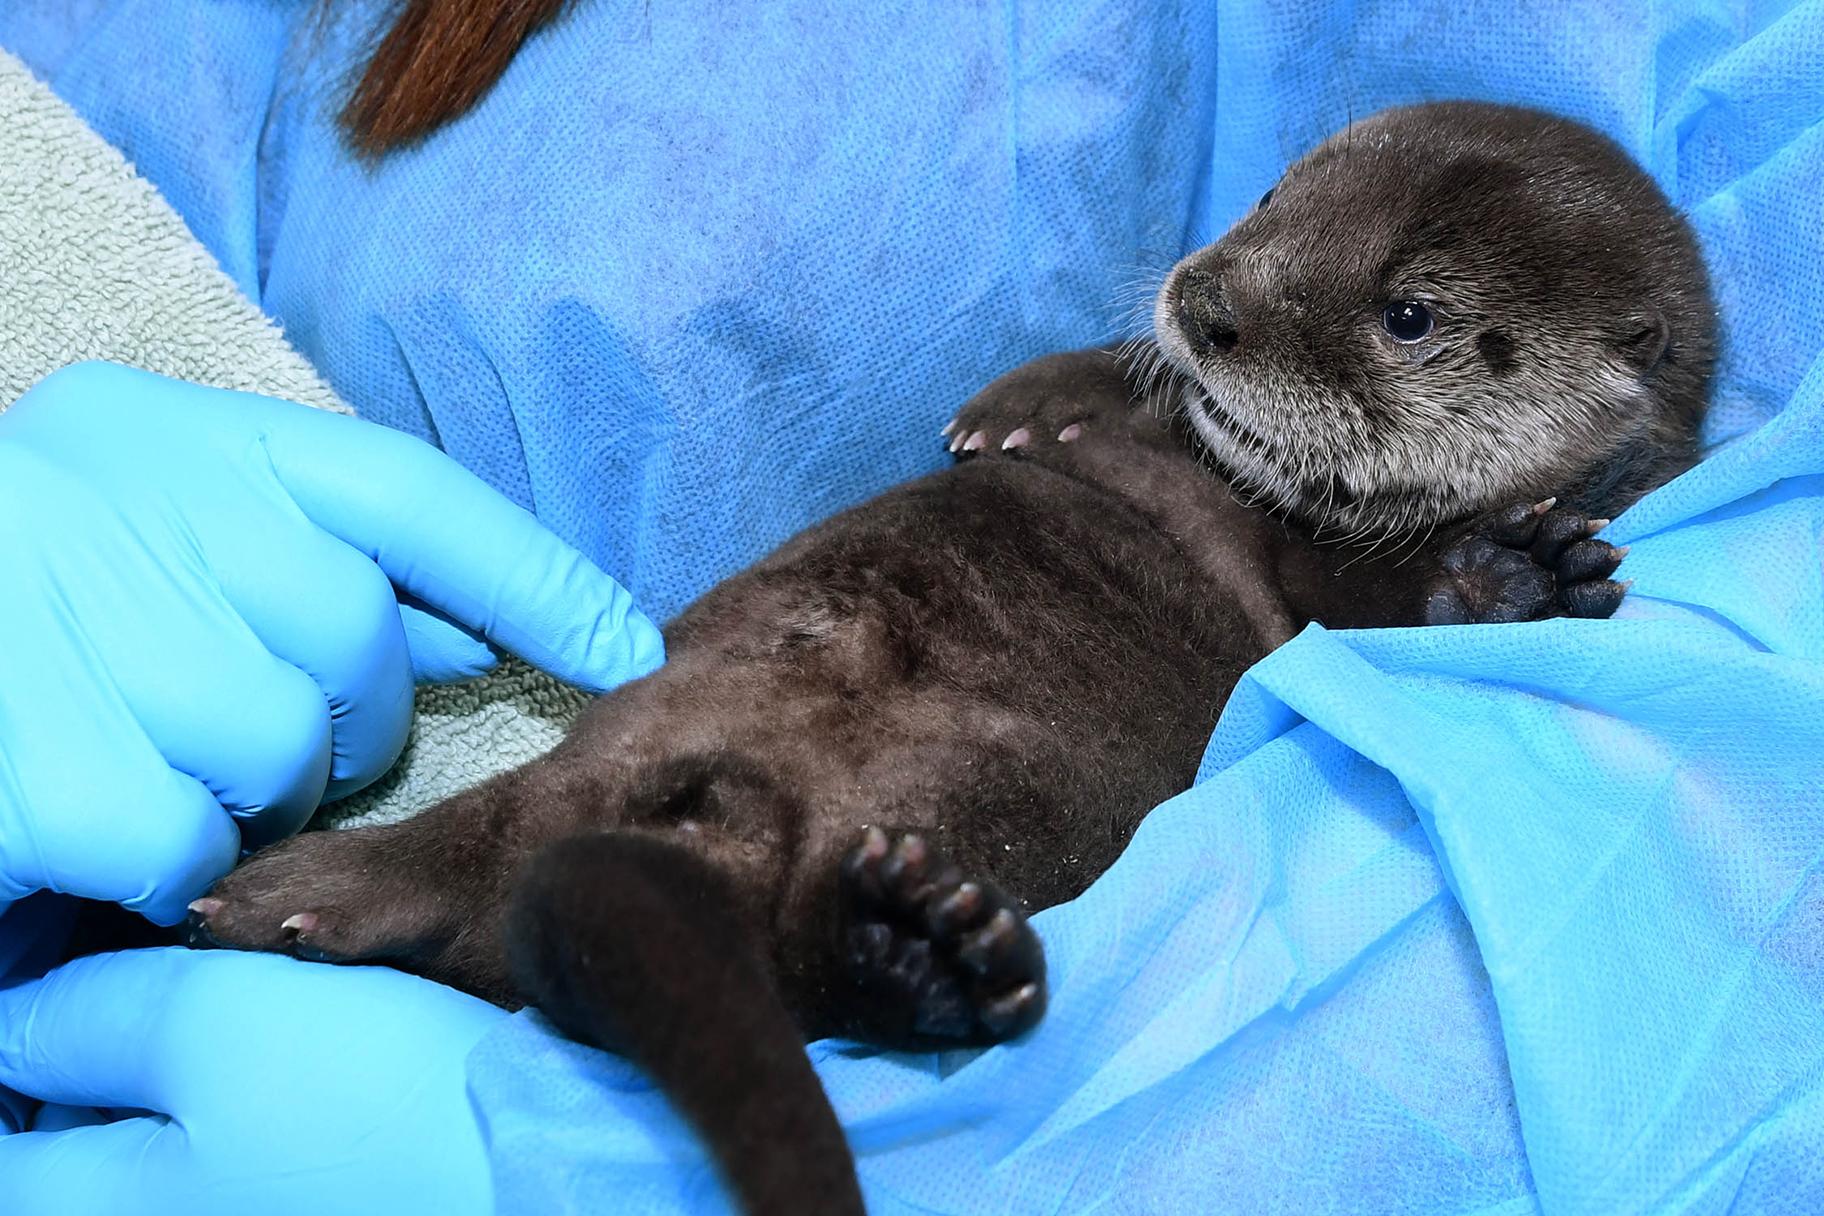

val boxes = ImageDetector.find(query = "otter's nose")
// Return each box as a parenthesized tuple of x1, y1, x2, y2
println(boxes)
(1176, 270, 1238, 356)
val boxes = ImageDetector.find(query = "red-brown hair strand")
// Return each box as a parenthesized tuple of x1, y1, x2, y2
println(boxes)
(340, 0, 577, 157)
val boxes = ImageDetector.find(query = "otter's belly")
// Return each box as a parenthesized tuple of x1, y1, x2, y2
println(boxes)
(650, 458, 1265, 893)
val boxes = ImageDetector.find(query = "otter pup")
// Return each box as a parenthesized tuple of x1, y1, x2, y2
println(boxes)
(187, 102, 1714, 1215)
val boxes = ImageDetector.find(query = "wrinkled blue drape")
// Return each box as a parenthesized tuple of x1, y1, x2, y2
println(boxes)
(3, 1, 1820, 1211)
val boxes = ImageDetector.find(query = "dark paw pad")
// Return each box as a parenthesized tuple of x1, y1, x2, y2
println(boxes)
(839, 828, 1046, 1044)
(1427, 499, 1629, 625)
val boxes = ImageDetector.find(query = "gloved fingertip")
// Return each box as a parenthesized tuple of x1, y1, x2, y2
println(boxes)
(400, 601, 502, 685)
(624, 610, 667, 681)
(414, 644, 503, 686)
(130, 886, 228, 933)
(576, 606, 665, 694)
(132, 899, 193, 931)
(321, 773, 376, 805)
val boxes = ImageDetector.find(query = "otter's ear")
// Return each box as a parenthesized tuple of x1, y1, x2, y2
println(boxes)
(1612, 306, 1670, 375)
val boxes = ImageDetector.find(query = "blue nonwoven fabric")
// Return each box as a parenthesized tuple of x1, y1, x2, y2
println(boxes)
(3, 1, 1823, 1213)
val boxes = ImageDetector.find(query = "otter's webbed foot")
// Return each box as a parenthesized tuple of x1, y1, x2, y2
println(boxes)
(1426, 499, 1629, 625)
(941, 347, 1166, 459)
(837, 828, 1046, 1047)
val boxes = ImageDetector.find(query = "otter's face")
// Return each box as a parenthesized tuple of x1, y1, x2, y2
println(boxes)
(1153, 104, 1711, 539)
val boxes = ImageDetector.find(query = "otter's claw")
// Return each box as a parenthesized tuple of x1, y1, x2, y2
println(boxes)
(941, 350, 1147, 462)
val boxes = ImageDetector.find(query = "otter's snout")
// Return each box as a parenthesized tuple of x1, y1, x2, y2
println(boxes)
(1175, 268, 1238, 356)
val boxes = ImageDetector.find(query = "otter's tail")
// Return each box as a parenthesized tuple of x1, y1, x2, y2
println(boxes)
(504, 832, 864, 1216)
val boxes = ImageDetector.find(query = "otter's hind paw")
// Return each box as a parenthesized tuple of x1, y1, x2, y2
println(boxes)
(1427, 499, 1629, 625)
(185, 828, 453, 970)
(839, 828, 1046, 1045)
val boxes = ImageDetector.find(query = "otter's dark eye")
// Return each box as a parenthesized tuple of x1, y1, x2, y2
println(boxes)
(1256, 187, 1275, 210)
(1382, 300, 1434, 342)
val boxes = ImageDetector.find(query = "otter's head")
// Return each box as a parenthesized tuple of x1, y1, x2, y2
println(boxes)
(1153, 102, 1716, 539)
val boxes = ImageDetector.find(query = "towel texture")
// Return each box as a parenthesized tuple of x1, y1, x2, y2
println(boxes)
(0, 50, 341, 412)
(0, 47, 583, 829)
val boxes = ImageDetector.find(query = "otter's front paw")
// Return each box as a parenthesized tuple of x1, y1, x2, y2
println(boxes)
(941, 349, 1148, 458)
(839, 828, 1046, 1045)
(1426, 499, 1629, 625)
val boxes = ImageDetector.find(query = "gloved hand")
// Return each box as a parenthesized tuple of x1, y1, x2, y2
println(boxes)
(0, 361, 664, 927)
(0, 948, 506, 1214)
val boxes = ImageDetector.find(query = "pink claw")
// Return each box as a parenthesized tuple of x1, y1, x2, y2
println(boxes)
(280, 912, 319, 937)
(1002, 427, 1032, 450)
(1058, 423, 1083, 443)
(962, 430, 987, 451)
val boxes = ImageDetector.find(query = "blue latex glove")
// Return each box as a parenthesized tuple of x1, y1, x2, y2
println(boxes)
(0, 361, 663, 929)
(0, 948, 505, 1214)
